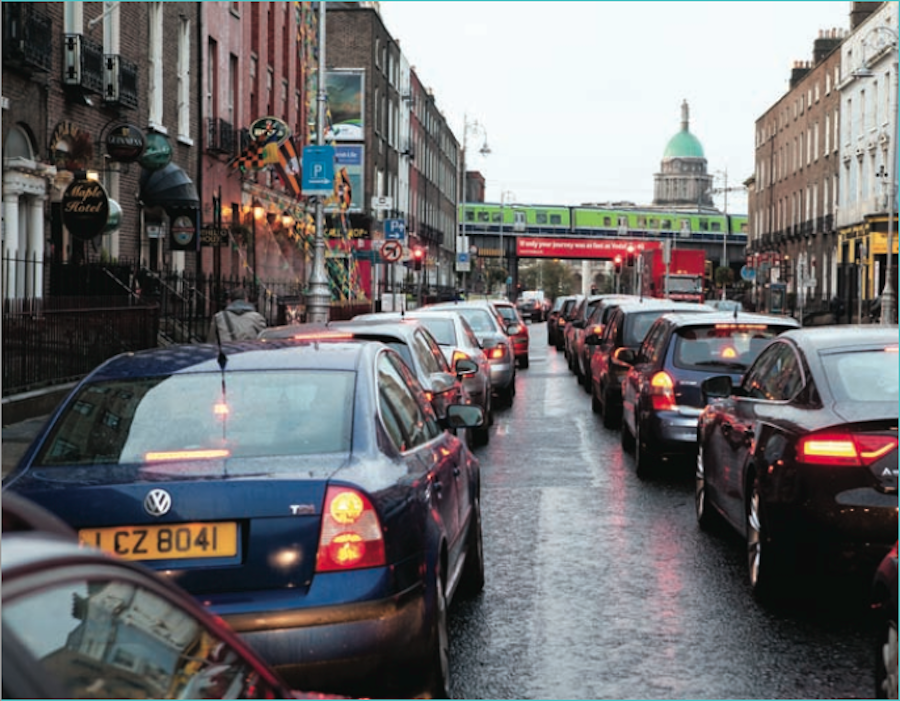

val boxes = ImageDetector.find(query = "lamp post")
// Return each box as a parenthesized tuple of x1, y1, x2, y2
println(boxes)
(306, 1, 330, 323)
(499, 189, 515, 299)
(459, 116, 490, 295)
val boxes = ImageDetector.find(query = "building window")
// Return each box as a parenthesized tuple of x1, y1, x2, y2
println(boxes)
(229, 54, 238, 125)
(207, 39, 217, 120)
(826, 73, 831, 95)
(177, 17, 191, 141)
(148, 2, 164, 128)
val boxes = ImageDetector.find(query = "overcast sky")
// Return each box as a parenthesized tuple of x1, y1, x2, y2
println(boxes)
(377, 1, 853, 213)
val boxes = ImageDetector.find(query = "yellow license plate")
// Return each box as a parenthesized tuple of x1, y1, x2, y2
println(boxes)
(79, 522, 238, 561)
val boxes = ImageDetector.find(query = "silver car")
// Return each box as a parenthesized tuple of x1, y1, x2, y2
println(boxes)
(424, 300, 517, 407)
(352, 310, 493, 444)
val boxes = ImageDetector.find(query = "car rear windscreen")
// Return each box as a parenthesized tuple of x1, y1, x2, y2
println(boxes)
(822, 347, 900, 403)
(674, 323, 789, 371)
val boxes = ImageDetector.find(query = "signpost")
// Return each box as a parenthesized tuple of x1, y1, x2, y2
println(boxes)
(384, 219, 406, 240)
(301, 145, 335, 196)
(380, 240, 402, 262)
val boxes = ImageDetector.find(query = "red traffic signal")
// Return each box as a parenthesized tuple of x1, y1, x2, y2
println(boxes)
(412, 247, 424, 270)
(613, 255, 623, 275)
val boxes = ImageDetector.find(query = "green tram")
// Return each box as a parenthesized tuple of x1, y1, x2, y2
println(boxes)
(459, 203, 748, 245)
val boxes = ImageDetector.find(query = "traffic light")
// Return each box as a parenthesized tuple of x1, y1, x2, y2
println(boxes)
(613, 255, 623, 275)
(412, 247, 424, 271)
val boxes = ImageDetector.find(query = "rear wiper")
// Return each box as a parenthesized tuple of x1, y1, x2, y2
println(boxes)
(690, 360, 746, 371)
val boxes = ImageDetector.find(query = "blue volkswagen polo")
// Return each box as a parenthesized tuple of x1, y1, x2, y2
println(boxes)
(3, 337, 485, 699)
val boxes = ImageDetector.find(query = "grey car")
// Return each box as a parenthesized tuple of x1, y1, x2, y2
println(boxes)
(352, 310, 493, 445)
(424, 300, 518, 407)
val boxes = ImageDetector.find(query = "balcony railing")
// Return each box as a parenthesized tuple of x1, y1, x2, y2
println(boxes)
(2, 4, 52, 73)
(207, 118, 236, 154)
(104, 54, 139, 109)
(64, 34, 105, 94)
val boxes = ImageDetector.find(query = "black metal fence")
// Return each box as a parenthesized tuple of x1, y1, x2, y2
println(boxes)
(2, 256, 374, 396)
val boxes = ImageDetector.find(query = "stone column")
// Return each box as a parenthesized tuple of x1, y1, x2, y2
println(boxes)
(3, 192, 21, 299)
(28, 195, 46, 299)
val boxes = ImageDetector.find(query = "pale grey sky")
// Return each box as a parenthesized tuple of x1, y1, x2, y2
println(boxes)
(378, 1, 853, 213)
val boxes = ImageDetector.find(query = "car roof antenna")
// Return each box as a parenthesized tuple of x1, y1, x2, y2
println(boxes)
(215, 324, 228, 370)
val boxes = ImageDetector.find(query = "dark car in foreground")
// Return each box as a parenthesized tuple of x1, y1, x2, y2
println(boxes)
(547, 295, 576, 349)
(872, 541, 898, 699)
(2, 493, 328, 700)
(619, 311, 799, 477)
(588, 299, 712, 429)
(3, 339, 485, 698)
(695, 326, 899, 603)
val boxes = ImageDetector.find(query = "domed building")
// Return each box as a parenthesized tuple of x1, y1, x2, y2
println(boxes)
(652, 100, 714, 211)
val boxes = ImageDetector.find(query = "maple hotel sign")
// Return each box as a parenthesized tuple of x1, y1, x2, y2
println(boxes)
(62, 178, 110, 240)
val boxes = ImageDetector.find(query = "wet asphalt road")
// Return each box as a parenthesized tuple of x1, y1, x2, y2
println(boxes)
(449, 321, 874, 700)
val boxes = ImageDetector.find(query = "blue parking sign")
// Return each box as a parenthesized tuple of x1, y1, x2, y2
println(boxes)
(301, 146, 335, 195)
(384, 219, 406, 240)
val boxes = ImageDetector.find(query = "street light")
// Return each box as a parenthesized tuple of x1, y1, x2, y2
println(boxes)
(306, 1, 330, 323)
(499, 189, 516, 299)
(460, 116, 490, 294)
(854, 24, 899, 325)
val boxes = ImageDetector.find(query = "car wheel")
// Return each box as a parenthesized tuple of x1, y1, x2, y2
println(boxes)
(746, 473, 785, 602)
(458, 499, 485, 599)
(634, 419, 656, 479)
(875, 610, 899, 699)
(620, 414, 635, 452)
(519, 355, 529, 369)
(581, 366, 592, 394)
(422, 565, 451, 699)
(695, 445, 722, 532)
(472, 422, 490, 446)
(601, 384, 619, 430)
(591, 384, 601, 414)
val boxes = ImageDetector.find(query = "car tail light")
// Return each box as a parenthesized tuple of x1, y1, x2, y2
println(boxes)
(558, 319, 566, 327)
(590, 324, 604, 336)
(649, 371, 676, 411)
(487, 345, 507, 360)
(316, 486, 385, 572)
(797, 432, 899, 467)
(424, 390, 434, 402)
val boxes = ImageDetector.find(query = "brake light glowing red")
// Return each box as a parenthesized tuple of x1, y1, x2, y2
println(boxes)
(591, 325, 604, 336)
(424, 390, 434, 402)
(487, 345, 506, 360)
(316, 486, 385, 572)
(649, 371, 676, 411)
(797, 433, 898, 467)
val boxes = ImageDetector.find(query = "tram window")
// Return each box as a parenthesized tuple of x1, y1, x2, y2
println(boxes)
(465, 210, 475, 222)
(637, 216, 647, 227)
(603, 217, 612, 227)
(661, 219, 672, 229)
(478, 211, 490, 222)
(699, 219, 709, 231)
(550, 214, 561, 225)
(711, 221, 721, 232)
(536, 212, 547, 224)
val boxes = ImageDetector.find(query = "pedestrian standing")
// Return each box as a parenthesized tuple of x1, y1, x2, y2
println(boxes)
(208, 288, 267, 342)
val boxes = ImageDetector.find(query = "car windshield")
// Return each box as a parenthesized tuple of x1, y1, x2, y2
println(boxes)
(34, 371, 355, 466)
(821, 348, 900, 402)
(454, 308, 499, 333)
(674, 324, 788, 370)
(412, 317, 457, 346)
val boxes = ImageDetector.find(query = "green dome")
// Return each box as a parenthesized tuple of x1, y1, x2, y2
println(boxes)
(663, 129, 705, 159)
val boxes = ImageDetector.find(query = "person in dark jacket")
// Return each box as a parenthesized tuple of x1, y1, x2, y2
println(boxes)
(208, 288, 267, 342)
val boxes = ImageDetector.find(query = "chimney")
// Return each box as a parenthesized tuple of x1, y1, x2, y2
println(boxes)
(790, 60, 812, 88)
(813, 28, 843, 64)
(850, 1, 881, 30)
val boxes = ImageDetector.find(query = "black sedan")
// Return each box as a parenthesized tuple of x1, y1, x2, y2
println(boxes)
(3, 338, 485, 698)
(2, 493, 331, 700)
(696, 326, 899, 603)
(872, 541, 898, 699)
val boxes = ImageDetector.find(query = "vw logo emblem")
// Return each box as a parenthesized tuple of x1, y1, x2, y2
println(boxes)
(144, 489, 172, 517)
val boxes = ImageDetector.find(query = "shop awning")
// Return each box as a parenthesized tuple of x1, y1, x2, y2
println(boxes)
(139, 163, 199, 212)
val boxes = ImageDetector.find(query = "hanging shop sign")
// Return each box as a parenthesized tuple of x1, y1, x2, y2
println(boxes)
(249, 116, 290, 146)
(139, 132, 173, 171)
(62, 178, 110, 241)
(105, 123, 145, 162)
(169, 209, 199, 251)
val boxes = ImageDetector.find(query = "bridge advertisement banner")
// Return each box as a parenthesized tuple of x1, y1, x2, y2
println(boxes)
(516, 237, 662, 259)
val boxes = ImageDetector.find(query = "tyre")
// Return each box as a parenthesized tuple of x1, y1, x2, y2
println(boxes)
(875, 611, 899, 699)
(457, 499, 485, 599)
(746, 473, 786, 602)
(421, 566, 450, 699)
(591, 385, 601, 414)
(519, 355, 529, 369)
(695, 445, 723, 532)
(601, 384, 619, 430)
(620, 414, 635, 452)
(472, 422, 490, 446)
(634, 419, 657, 479)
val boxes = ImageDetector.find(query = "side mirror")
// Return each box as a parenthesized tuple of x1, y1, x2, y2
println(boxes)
(701, 375, 733, 404)
(613, 347, 636, 365)
(442, 404, 485, 430)
(506, 323, 520, 335)
(454, 357, 478, 377)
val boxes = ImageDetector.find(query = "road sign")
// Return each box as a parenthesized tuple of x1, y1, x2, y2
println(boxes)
(384, 219, 406, 240)
(301, 145, 335, 195)
(380, 240, 402, 262)
(371, 196, 393, 210)
(740, 265, 756, 282)
(456, 251, 471, 272)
